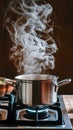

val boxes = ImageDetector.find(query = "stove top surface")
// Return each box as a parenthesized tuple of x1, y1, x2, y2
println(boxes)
(0, 95, 72, 129)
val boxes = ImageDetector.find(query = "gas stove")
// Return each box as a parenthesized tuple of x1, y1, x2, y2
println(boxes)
(0, 94, 72, 129)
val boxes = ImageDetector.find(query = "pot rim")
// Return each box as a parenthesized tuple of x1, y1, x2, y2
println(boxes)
(15, 74, 59, 81)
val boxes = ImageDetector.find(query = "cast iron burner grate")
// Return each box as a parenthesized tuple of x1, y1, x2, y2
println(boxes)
(0, 94, 63, 126)
(13, 103, 62, 126)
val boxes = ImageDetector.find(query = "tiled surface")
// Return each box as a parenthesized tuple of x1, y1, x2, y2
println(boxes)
(63, 95, 73, 126)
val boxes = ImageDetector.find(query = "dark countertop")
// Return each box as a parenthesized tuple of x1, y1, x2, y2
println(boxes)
(0, 95, 72, 130)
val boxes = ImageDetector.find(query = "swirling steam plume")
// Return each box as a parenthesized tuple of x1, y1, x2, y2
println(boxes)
(4, 0, 58, 74)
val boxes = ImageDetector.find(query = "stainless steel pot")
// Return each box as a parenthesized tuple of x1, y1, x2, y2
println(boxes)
(15, 74, 71, 105)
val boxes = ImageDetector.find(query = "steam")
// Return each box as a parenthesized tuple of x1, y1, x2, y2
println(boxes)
(4, 0, 58, 74)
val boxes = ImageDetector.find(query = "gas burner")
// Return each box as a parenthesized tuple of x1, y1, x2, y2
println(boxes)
(16, 107, 58, 121)
(23, 107, 50, 120)
(15, 104, 58, 121)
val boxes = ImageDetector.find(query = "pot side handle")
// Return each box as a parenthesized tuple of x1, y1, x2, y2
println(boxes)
(57, 78, 71, 87)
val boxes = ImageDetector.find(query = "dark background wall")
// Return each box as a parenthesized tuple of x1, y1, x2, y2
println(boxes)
(48, 0, 73, 94)
(0, 0, 73, 94)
